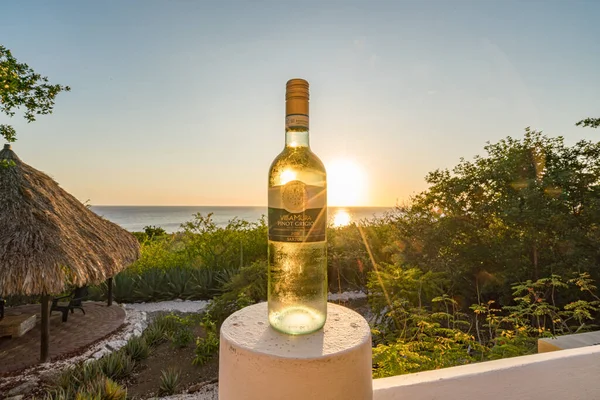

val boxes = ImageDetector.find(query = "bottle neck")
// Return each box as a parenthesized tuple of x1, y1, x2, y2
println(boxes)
(285, 129, 309, 148)
(285, 86, 309, 148)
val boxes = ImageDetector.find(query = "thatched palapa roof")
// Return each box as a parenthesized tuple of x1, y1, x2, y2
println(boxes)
(0, 144, 139, 296)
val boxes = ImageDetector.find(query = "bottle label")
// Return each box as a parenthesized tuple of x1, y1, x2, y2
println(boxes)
(268, 181, 326, 242)
(285, 114, 309, 130)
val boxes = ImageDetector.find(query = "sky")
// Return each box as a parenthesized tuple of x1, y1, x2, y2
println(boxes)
(1, 0, 599, 207)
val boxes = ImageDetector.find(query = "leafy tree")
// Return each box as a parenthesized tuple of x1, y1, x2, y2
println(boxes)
(393, 129, 600, 305)
(576, 118, 600, 129)
(0, 44, 70, 143)
(144, 225, 167, 240)
(180, 213, 267, 270)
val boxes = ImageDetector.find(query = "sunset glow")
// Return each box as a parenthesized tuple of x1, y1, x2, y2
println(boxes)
(326, 159, 368, 207)
(2, 2, 595, 208)
(332, 209, 352, 227)
(279, 169, 297, 186)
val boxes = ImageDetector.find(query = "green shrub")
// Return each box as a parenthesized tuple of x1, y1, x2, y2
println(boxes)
(171, 327, 195, 348)
(123, 336, 150, 361)
(2, 294, 40, 307)
(158, 367, 181, 396)
(129, 234, 188, 273)
(204, 260, 267, 328)
(153, 313, 188, 335)
(193, 317, 219, 366)
(131, 231, 149, 243)
(144, 225, 167, 240)
(180, 213, 267, 271)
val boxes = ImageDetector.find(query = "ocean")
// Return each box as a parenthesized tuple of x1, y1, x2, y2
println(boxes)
(91, 206, 394, 233)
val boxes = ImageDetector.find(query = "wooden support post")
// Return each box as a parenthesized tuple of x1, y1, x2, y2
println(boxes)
(40, 294, 50, 363)
(107, 277, 113, 307)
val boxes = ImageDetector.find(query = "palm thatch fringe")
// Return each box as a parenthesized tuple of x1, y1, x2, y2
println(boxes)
(0, 144, 139, 296)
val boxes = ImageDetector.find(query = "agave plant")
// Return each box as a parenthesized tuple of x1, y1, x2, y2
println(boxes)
(142, 324, 167, 348)
(56, 365, 79, 392)
(102, 378, 127, 400)
(189, 267, 220, 299)
(152, 313, 187, 335)
(164, 267, 195, 299)
(98, 351, 135, 381)
(77, 374, 105, 399)
(158, 367, 181, 396)
(74, 393, 101, 400)
(112, 272, 137, 303)
(45, 386, 74, 400)
(123, 335, 150, 361)
(215, 266, 241, 290)
(134, 268, 169, 301)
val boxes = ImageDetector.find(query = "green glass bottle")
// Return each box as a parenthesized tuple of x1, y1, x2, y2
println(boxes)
(267, 79, 327, 335)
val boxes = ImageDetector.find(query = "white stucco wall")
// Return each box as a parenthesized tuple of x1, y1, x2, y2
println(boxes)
(373, 345, 600, 400)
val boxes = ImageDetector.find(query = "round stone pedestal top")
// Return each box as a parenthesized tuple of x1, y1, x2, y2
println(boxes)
(220, 302, 371, 359)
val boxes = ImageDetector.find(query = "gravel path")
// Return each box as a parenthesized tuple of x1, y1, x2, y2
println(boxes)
(328, 290, 367, 302)
(122, 291, 366, 316)
(123, 300, 211, 314)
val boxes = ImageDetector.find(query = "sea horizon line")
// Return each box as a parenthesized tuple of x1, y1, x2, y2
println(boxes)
(91, 204, 396, 208)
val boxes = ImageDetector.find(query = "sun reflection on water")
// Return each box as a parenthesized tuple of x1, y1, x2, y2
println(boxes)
(332, 209, 352, 227)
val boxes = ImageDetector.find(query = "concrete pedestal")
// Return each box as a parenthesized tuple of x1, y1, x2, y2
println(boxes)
(219, 302, 373, 400)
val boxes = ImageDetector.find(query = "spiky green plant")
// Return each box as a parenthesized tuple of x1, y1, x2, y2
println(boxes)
(165, 267, 195, 299)
(134, 268, 169, 301)
(123, 335, 150, 361)
(153, 313, 190, 335)
(45, 387, 72, 400)
(102, 378, 127, 400)
(189, 267, 220, 299)
(98, 351, 135, 381)
(76, 362, 104, 386)
(56, 366, 78, 392)
(75, 393, 101, 400)
(142, 324, 167, 348)
(111, 273, 137, 303)
(158, 367, 181, 396)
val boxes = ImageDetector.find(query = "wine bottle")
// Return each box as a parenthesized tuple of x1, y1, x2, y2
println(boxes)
(267, 78, 328, 335)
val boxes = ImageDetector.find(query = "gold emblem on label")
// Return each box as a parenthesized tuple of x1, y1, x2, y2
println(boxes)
(282, 180, 307, 213)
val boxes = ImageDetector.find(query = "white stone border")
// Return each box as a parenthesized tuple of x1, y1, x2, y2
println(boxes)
(0, 305, 147, 397)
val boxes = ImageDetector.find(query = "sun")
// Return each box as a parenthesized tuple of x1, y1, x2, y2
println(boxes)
(326, 159, 368, 206)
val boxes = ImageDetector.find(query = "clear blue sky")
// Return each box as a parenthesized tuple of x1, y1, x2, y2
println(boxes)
(2, 0, 599, 206)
